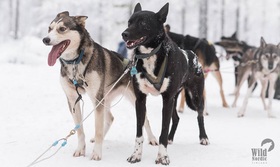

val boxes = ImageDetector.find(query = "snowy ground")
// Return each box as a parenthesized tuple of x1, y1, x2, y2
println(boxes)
(1, 38, 280, 167)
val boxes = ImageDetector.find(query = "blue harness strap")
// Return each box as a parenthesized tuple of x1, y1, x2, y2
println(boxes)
(60, 49, 85, 65)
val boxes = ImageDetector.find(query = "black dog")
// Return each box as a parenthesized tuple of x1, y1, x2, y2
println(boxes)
(165, 25, 229, 113)
(122, 3, 209, 165)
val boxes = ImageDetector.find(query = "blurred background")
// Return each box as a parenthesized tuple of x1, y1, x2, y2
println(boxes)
(1, 0, 280, 64)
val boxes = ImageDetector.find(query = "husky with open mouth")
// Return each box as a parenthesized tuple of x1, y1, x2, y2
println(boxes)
(122, 3, 209, 165)
(43, 11, 157, 161)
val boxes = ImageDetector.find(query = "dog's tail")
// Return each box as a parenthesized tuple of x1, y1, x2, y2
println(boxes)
(184, 88, 197, 111)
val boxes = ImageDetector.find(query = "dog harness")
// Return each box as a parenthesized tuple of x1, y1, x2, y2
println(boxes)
(59, 49, 90, 112)
(132, 43, 169, 91)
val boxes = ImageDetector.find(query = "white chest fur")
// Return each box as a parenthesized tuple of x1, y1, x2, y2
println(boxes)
(136, 46, 170, 96)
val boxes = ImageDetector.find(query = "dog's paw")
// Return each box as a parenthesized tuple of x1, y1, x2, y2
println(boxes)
(237, 112, 244, 118)
(73, 146, 86, 157)
(155, 155, 170, 165)
(90, 138, 95, 143)
(90, 151, 102, 161)
(200, 138, 210, 145)
(178, 108, 184, 113)
(148, 137, 158, 146)
(168, 140, 173, 145)
(223, 103, 229, 108)
(127, 153, 142, 163)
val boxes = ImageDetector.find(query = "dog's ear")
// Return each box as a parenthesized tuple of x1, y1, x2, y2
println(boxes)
(57, 11, 69, 18)
(231, 31, 237, 39)
(260, 37, 267, 48)
(214, 41, 221, 46)
(133, 3, 142, 13)
(75, 16, 88, 27)
(156, 3, 169, 23)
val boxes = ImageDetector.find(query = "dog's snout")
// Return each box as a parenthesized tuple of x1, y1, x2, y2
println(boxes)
(122, 31, 129, 40)
(43, 37, 50, 45)
(268, 63, 273, 70)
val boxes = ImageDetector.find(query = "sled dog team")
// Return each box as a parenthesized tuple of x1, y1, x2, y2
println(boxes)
(43, 3, 280, 165)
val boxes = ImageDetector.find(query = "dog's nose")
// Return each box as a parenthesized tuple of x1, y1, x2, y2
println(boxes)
(268, 63, 273, 70)
(42, 37, 50, 45)
(122, 31, 129, 40)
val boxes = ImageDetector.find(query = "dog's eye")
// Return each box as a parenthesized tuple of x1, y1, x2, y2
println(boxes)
(262, 55, 267, 60)
(140, 21, 146, 26)
(59, 27, 66, 32)
(48, 27, 52, 32)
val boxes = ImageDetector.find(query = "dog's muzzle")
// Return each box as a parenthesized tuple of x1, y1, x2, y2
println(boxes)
(43, 37, 51, 45)
(121, 31, 130, 41)
(268, 63, 274, 70)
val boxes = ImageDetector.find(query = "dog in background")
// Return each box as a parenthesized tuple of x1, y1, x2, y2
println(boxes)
(165, 24, 229, 114)
(215, 33, 280, 100)
(42, 11, 157, 161)
(122, 3, 209, 165)
(236, 37, 280, 117)
(215, 32, 256, 87)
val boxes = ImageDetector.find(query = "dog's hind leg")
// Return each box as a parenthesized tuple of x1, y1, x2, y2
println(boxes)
(185, 78, 209, 145)
(86, 84, 105, 160)
(195, 95, 209, 145)
(90, 107, 114, 143)
(90, 97, 105, 160)
(211, 70, 229, 108)
(168, 93, 180, 144)
(178, 89, 185, 113)
(104, 108, 114, 137)
(203, 89, 208, 115)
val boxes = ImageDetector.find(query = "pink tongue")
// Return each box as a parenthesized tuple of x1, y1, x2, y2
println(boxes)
(48, 44, 62, 66)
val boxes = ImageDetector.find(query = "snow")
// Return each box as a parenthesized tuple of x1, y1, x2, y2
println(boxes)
(0, 37, 280, 167)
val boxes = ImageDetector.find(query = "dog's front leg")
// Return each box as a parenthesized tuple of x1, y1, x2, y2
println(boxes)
(70, 101, 86, 157)
(267, 74, 278, 118)
(238, 79, 256, 117)
(232, 70, 251, 107)
(68, 98, 86, 157)
(155, 95, 174, 165)
(61, 79, 86, 157)
(91, 95, 105, 160)
(127, 93, 146, 163)
(260, 79, 268, 110)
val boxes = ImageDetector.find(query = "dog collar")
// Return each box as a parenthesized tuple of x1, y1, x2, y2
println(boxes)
(135, 43, 162, 59)
(60, 49, 85, 65)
